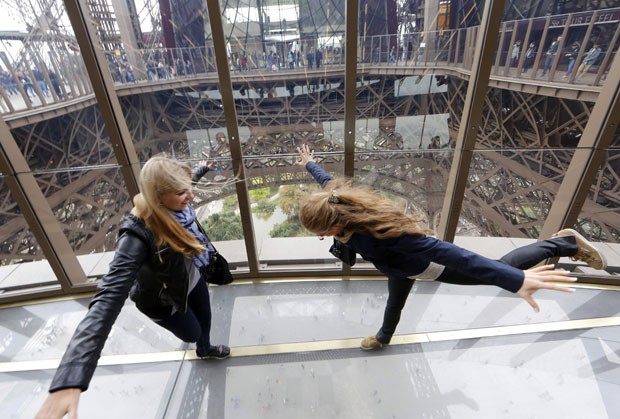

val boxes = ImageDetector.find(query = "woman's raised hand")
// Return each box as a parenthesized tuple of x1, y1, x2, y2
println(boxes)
(516, 264, 577, 312)
(295, 144, 315, 166)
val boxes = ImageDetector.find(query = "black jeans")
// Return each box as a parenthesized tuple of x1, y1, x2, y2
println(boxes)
(155, 278, 212, 354)
(375, 236, 578, 343)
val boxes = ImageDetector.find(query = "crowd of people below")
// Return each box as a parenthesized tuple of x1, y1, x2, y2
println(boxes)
(107, 37, 607, 86)
(108, 45, 332, 84)
(0, 36, 609, 113)
(1, 68, 64, 101)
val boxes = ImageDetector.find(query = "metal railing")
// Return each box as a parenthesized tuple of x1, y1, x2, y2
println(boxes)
(1, 9, 619, 117)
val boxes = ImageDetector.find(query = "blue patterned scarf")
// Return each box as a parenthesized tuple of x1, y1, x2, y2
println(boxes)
(170, 205, 215, 271)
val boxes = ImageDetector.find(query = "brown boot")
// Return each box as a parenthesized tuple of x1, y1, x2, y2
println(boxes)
(552, 229, 607, 270)
(361, 335, 385, 350)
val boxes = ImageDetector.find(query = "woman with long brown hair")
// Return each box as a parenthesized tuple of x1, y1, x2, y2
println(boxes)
(296, 144, 605, 350)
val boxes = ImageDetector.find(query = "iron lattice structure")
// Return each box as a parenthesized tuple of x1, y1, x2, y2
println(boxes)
(2, 0, 620, 274)
(3, 67, 620, 265)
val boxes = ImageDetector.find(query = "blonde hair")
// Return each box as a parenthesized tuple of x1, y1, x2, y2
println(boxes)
(133, 156, 204, 255)
(299, 179, 427, 241)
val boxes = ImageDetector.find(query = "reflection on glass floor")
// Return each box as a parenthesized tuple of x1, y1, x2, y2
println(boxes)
(2, 279, 620, 418)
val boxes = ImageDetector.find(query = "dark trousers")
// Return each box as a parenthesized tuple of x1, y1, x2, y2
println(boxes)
(155, 278, 212, 353)
(543, 54, 554, 74)
(376, 236, 578, 343)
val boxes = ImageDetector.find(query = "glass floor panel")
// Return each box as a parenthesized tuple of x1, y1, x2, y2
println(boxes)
(1, 279, 619, 418)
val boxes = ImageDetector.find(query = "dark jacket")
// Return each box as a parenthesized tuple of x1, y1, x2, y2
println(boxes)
(49, 215, 194, 392)
(565, 43, 580, 60)
(49, 165, 210, 392)
(305, 162, 524, 292)
(583, 47, 602, 65)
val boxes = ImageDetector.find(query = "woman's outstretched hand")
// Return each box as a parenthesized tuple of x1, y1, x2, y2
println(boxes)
(35, 388, 81, 419)
(517, 264, 577, 312)
(295, 144, 315, 166)
(196, 159, 216, 170)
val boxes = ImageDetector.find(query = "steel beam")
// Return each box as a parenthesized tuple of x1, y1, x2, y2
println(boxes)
(437, 0, 505, 241)
(64, 0, 141, 197)
(344, 0, 358, 178)
(541, 50, 620, 237)
(0, 119, 87, 289)
(206, 0, 259, 276)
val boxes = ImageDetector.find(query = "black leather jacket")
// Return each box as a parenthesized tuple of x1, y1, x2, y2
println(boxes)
(49, 165, 210, 392)
(49, 215, 194, 392)
(126, 214, 192, 318)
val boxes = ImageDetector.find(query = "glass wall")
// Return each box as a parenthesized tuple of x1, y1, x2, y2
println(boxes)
(0, 0, 619, 299)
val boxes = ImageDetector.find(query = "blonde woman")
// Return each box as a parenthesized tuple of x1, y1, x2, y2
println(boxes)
(36, 156, 230, 419)
(295, 144, 605, 350)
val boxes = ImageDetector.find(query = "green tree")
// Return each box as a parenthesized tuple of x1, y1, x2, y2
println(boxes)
(254, 199, 276, 220)
(270, 216, 313, 238)
(249, 187, 277, 203)
(201, 211, 243, 241)
(278, 184, 316, 217)
(222, 195, 238, 212)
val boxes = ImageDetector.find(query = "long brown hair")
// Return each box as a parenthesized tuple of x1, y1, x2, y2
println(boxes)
(133, 156, 204, 255)
(299, 178, 427, 241)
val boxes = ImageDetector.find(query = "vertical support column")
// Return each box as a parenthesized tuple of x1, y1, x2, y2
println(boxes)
(423, 0, 440, 60)
(567, 11, 598, 84)
(342, 0, 359, 276)
(545, 14, 571, 82)
(515, 19, 533, 75)
(64, 0, 141, 197)
(540, 51, 620, 237)
(528, 16, 551, 80)
(344, 0, 359, 178)
(0, 119, 87, 289)
(110, 0, 147, 76)
(437, 0, 505, 242)
(493, 22, 507, 73)
(502, 22, 518, 76)
(205, 0, 259, 276)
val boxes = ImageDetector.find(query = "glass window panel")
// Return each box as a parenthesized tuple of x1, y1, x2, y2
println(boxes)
(355, 0, 460, 239)
(0, 176, 44, 264)
(492, 12, 620, 85)
(573, 149, 620, 243)
(192, 158, 248, 272)
(32, 167, 132, 256)
(352, 149, 453, 242)
(244, 152, 343, 271)
(3, 0, 620, 301)
(472, 87, 594, 150)
(458, 149, 574, 238)
(0, 175, 59, 293)
(0, 2, 92, 115)
(8, 103, 119, 171)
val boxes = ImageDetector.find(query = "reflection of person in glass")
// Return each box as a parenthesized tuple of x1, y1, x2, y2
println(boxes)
(510, 40, 521, 66)
(295, 144, 606, 350)
(563, 41, 581, 78)
(522, 42, 537, 73)
(35, 156, 230, 419)
(575, 43, 602, 81)
(542, 35, 562, 76)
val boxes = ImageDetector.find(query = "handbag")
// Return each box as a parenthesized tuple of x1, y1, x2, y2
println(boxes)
(329, 239, 357, 266)
(195, 222, 234, 285)
(200, 251, 234, 285)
